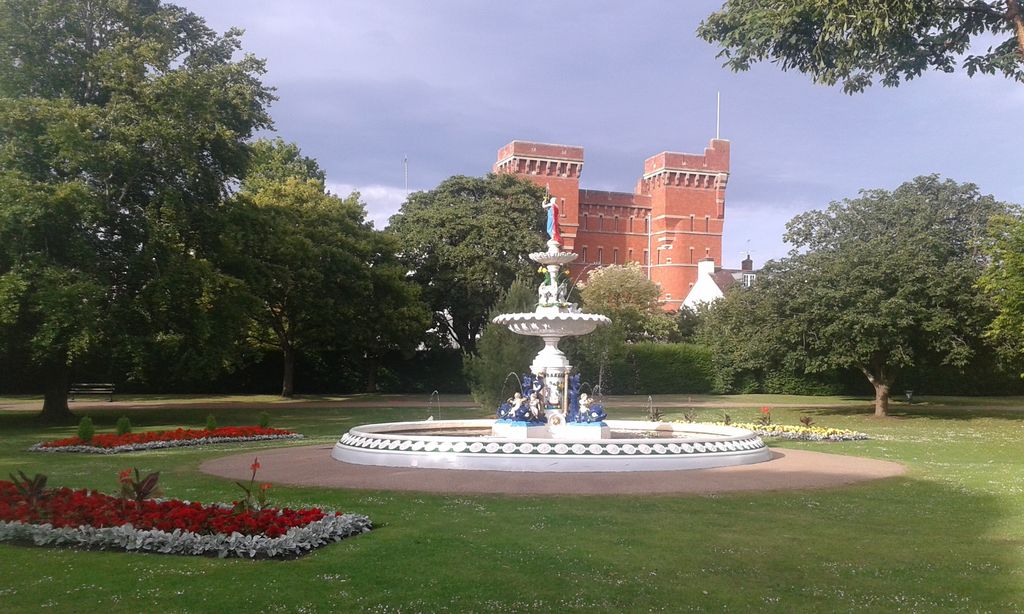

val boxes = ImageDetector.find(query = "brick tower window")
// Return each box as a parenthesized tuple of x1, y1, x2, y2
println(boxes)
(581, 246, 588, 263)
(597, 247, 604, 264)
(613, 248, 619, 264)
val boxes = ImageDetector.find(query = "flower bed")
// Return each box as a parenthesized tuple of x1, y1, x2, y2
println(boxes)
(721, 422, 868, 441)
(0, 480, 371, 558)
(31, 426, 303, 454)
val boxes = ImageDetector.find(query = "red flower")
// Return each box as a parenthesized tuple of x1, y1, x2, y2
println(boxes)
(118, 469, 132, 484)
(0, 480, 328, 537)
(251, 458, 261, 472)
(760, 406, 771, 414)
(41, 426, 297, 449)
(260, 483, 272, 491)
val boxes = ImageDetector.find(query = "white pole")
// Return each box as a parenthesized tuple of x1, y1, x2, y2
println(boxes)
(716, 91, 721, 139)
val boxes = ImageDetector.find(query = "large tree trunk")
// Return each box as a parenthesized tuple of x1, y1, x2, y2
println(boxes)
(281, 344, 295, 398)
(871, 381, 890, 417)
(40, 373, 74, 423)
(1008, 0, 1024, 58)
(859, 364, 895, 417)
(365, 356, 379, 393)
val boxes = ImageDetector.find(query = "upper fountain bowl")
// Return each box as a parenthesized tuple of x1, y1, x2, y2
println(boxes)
(493, 312, 610, 337)
(529, 251, 578, 266)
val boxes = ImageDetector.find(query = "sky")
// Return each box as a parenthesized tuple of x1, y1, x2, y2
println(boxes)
(181, 0, 1022, 268)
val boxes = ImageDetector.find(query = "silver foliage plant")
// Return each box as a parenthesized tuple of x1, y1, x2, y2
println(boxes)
(0, 511, 372, 558)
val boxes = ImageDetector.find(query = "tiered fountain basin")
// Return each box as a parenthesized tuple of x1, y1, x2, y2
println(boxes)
(332, 419, 771, 472)
(492, 312, 609, 336)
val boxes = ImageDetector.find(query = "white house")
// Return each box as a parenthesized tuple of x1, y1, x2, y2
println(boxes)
(682, 255, 757, 309)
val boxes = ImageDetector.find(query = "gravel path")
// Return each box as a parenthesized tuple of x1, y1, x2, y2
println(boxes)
(200, 444, 905, 496)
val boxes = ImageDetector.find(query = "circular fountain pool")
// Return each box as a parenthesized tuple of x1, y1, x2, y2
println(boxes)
(332, 419, 771, 472)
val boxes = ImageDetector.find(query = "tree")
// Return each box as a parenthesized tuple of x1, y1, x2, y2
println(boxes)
(387, 174, 547, 354)
(978, 211, 1024, 363)
(0, 0, 273, 420)
(701, 176, 1007, 416)
(698, 0, 1024, 93)
(219, 179, 372, 397)
(572, 263, 677, 389)
(463, 277, 542, 409)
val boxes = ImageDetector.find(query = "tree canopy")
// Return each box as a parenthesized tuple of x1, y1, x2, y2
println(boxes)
(216, 139, 429, 396)
(570, 263, 677, 389)
(387, 174, 546, 354)
(699, 176, 1007, 415)
(699, 0, 1024, 93)
(978, 211, 1024, 364)
(0, 0, 273, 420)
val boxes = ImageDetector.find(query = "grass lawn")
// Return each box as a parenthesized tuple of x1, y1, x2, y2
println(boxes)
(0, 397, 1022, 612)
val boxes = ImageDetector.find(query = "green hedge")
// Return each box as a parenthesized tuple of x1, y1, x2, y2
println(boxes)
(606, 343, 714, 395)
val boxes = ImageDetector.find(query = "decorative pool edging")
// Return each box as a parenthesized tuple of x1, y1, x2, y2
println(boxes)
(333, 419, 772, 472)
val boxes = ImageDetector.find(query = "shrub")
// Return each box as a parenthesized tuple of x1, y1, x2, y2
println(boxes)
(606, 343, 714, 394)
(115, 416, 132, 435)
(205, 414, 218, 431)
(258, 412, 271, 429)
(464, 278, 542, 409)
(76, 417, 94, 442)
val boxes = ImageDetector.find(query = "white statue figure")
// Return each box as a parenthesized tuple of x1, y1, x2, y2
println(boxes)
(528, 392, 542, 420)
(508, 392, 524, 417)
(579, 393, 592, 416)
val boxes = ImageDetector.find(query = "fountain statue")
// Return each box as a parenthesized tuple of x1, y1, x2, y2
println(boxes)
(491, 197, 611, 439)
(331, 195, 772, 472)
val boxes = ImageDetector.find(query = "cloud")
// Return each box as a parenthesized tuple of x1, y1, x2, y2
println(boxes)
(327, 182, 409, 229)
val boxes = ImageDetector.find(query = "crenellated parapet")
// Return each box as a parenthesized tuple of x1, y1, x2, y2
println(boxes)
(493, 141, 584, 178)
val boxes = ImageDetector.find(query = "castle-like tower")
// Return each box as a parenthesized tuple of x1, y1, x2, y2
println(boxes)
(493, 138, 730, 310)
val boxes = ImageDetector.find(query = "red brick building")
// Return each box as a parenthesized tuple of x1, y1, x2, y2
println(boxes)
(493, 138, 730, 310)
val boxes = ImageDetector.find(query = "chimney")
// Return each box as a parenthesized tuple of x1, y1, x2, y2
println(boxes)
(741, 254, 753, 271)
(698, 258, 716, 276)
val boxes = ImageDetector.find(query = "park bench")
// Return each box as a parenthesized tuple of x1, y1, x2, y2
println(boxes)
(69, 383, 115, 402)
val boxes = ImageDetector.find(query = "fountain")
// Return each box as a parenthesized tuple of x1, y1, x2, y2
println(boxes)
(332, 197, 771, 472)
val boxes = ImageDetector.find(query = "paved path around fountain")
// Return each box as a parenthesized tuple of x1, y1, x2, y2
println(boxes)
(200, 445, 905, 495)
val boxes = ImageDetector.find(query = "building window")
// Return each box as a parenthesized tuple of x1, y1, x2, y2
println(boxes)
(613, 249, 619, 264)
(689, 247, 694, 263)
(705, 247, 710, 257)
(628, 216, 634, 233)
(598, 215, 604, 231)
(583, 214, 589, 230)
(705, 216, 710, 232)
(628, 248, 633, 262)
(743, 273, 756, 287)
(690, 214, 695, 231)
(597, 247, 604, 264)
(581, 246, 588, 263)
(643, 249, 649, 266)
(613, 216, 619, 232)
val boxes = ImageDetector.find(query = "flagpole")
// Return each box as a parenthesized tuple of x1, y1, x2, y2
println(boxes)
(716, 91, 721, 139)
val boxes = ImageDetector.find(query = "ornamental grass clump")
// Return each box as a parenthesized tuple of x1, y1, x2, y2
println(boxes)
(205, 414, 218, 431)
(76, 416, 94, 442)
(258, 412, 271, 429)
(118, 468, 160, 504)
(115, 416, 132, 435)
(8, 471, 46, 514)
